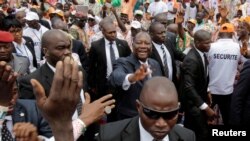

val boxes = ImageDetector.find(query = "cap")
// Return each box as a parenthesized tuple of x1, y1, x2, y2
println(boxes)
(131, 21, 141, 29)
(25, 11, 39, 21)
(0, 31, 14, 42)
(219, 23, 235, 33)
(134, 10, 143, 16)
(51, 9, 64, 17)
(187, 19, 197, 25)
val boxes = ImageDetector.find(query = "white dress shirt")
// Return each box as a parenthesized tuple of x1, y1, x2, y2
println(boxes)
(152, 42, 173, 80)
(139, 118, 169, 141)
(105, 38, 120, 78)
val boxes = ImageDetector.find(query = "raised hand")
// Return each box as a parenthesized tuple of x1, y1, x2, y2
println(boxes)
(0, 61, 18, 106)
(128, 64, 151, 83)
(176, 12, 184, 24)
(13, 122, 40, 141)
(31, 56, 83, 141)
(79, 93, 115, 126)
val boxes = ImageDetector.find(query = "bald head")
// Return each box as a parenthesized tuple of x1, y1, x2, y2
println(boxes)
(41, 29, 69, 49)
(154, 13, 167, 22)
(51, 17, 67, 31)
(167, 24, 178, 34)
(99, 17, 114, 29)
(149, 22, 164, 34)
(140, 77, 178, 108)
(194, 29, 211, 43)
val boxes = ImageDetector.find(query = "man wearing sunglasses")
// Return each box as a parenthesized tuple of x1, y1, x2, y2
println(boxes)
(97, 77, 195, 141)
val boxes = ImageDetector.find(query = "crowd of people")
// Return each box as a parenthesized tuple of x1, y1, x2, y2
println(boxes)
(1, 0, 250, 141)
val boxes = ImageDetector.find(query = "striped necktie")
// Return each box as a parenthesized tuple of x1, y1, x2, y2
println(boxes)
(160, 45, 169, 78)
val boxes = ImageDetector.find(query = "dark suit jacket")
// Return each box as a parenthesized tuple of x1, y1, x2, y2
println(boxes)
(150, 40, 185, 86)
(12, 36, 38, 68)
(179, 48, 208, 112)
(18, 63, 54, 99)
(229, 60, 250, 126)
(108, 54, 162, 118)
(88, 38, 131, 99)
(72, 39, 89, 71)
(13, 99, 52, 137)
(18, 63, 86, 99)
(97, 116, 196, 141)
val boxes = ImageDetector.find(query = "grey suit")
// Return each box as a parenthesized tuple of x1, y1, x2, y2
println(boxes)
(8, 53, 30, 76)
(97, 116, 196, 141)
(109, 54, 163, 119)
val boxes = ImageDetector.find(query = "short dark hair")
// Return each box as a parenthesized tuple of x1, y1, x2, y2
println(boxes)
(2, 17, 22, 31)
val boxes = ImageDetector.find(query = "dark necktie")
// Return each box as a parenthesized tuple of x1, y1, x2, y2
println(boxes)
(76, 98, 83, 116)
(110, 41, 116, 65)
(203, 53, 208, 76)
(160, 45, 169, 77)
(1, 120, 13, 141)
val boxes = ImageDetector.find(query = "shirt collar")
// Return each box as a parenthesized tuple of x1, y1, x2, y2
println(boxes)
(13, 38, 26, 46)
(104, 38, 114, 45)
(47, 62, 56, 73)
(195, 47, 204, 57)
(152, 41, 163, 48)
(139, 118, 169, 141)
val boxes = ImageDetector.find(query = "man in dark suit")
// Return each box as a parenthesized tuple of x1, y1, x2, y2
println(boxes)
(149, 22, 185, 87)
(88, 18, 131, 100)
(179, 30, 217, 141)
(230, 60, 250, 127)
(97, 77, 195, 141)
(18, 29, 72, 99)
(109, 32, 162, 120)
(153, 13, 177, 48)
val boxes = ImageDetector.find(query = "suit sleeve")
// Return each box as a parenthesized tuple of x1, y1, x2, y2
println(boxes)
(229, 61, 250, 126)
(87, 43, 97, 90)
(74, 41, 89, 72)
(108, 58, 130, 89)
(181, 58, 205, 108)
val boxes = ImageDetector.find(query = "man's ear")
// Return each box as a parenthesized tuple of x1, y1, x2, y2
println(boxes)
(43, 48, 48, 56)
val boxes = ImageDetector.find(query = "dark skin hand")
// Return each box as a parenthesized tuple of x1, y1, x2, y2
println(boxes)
(31, 56, 83, 141)
(0, 61, 18, 106)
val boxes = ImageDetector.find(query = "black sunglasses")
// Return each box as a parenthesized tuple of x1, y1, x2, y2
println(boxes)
(138, 100, 179, 120)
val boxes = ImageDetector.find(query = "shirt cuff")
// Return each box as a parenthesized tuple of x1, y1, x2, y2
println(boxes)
(199, 103, 208, 110)
(122, 74, 135, 90)
(72, 118, 86, 140)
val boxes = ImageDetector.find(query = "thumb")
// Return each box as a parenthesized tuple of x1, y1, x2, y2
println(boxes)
(84, 92, 91, 104)
(30, 79, 47, 107)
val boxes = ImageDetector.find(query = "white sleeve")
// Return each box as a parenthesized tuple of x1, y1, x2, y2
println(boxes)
(122, 74, 136, 90)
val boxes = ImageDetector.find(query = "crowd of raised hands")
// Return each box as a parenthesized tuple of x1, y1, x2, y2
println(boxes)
(0, 56, 115, 141)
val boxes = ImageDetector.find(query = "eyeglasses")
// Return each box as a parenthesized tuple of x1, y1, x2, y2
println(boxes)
(137, 100, 179, 120)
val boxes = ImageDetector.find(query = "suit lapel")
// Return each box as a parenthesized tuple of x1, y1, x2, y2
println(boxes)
(100, 38, 107, 68)
(193, 49, 206, 80)
(12, 102, 27, 124)
(41, 63, 55, 92)
(115, 39, 123, 57)
(121, 117, 140, 141)
(12, 54, 24, 74)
